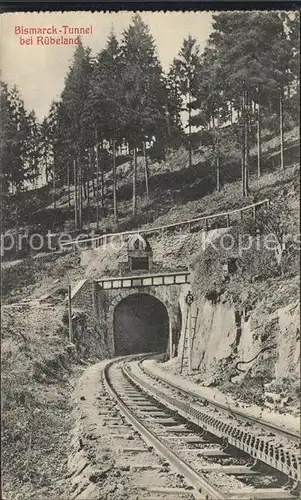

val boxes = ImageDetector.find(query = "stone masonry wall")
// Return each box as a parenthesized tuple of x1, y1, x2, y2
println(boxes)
(71, 279, 187, 358)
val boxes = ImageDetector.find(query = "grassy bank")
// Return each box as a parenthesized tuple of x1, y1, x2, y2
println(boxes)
(2, 304, 81, 499)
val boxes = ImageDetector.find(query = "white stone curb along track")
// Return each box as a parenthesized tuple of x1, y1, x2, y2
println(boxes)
(141, 360, 299, 444)
(125, 359, 300, 488)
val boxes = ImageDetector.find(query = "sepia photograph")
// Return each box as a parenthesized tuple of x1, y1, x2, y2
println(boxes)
(1, 9, 300, 500)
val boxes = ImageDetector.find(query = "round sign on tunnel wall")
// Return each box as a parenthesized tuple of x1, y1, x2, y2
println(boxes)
(185, 291, 194, 306)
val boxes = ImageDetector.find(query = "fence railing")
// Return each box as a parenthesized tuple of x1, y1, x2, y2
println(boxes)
(61, 198, 270, 252)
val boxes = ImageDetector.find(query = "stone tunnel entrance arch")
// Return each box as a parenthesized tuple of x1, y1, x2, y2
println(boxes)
(113, 293, 169, 355)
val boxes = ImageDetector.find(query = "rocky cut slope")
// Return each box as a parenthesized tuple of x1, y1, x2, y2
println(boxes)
(176, 164, 300, 417)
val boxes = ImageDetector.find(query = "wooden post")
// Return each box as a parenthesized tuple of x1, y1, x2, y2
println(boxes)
(68, 284, 72, 343)
(92, 281, 98, 320)
(226, 214, 230, 227)
(205, 218, 209, 232)
(252, 205, 256, 221)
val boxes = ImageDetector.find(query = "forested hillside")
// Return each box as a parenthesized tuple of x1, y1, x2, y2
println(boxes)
(1, 12, 300, 500)
(1, 12, 299, 237)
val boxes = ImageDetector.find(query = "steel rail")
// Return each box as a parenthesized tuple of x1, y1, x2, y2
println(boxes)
(103, 358, 227, 500)
(140, 360, 300, 444)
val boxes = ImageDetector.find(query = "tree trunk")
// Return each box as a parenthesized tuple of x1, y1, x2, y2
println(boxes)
(143, 141, 149, 197)
(245, 93, 250, 195)
(280, 93, 284, 170)
(165, 97, 171, 138)
(112, 139, 117, 224)
(241, 91, 246, 197)
(78, 156, 82, 228)
(244, 107, 249, 195)
(257, 101, 261, 178)
(100, 139, 104, 208)
(95, 141, 100, 232)
(45, 156, 49, 184)
(188, 91, 192, 168)
(90, 146, 96, 198)
(53, 161, 56, 210)
(216, 109, 220, 192)
(87, 149, 90, 207)
(83, 170, 87, 200)
(67, 162, 71, 215)
(132, 146, 137, 216)
(73, 159, 78, 230)
(216, 155, 220, 192)
(86, 180, 90, 207)
(15, 201, 19, 257)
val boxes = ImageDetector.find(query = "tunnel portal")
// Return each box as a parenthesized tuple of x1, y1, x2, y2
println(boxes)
(113, 293, 169, 355)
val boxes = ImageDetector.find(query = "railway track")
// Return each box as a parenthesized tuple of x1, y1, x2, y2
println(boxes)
(140, 358, 300, 444)
(103, 356, 300, 500)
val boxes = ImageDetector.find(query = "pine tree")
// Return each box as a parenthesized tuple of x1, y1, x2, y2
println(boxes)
(0, 81, 17, 194)
(7, 85, 29, 192)
(173, 36, 201, 168)
(286, 12, 300, 93)
(46, 100, 61, 210)
(166, 64, 183, 147)
(85, 32, 123, 224)
(24, 110, 40, 186)
(39, 117, 52, 184)
(1, 83, 39, 194)
(120, 14, 167, 213)
(204, 12, 294, 191)
(54, 40, 92, 226)
(190, 44, 226, 191)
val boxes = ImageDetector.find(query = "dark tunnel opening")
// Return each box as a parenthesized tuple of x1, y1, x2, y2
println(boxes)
(113, 293, 169, 355)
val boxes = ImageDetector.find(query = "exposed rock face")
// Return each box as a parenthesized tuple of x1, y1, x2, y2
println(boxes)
(178, 281, 300, 411)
